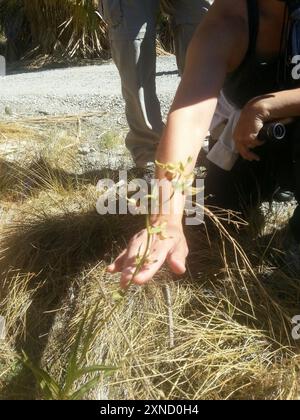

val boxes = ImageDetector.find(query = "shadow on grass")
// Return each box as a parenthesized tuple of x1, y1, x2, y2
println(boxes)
(0, 208, 143, 400)
(185, 219, 300, 352)
(0, 158, 143, 201)
(1, 158, 299, 398)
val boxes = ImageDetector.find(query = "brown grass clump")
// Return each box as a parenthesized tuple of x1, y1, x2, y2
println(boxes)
(0, 121, 299, 400)
(0, 0, 110, 61)
(0, 0, 173, 63)
(0, 122, 43, 142)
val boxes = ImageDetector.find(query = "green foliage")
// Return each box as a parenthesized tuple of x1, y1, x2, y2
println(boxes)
(0, 0, 172, 62)
(21, 305, 117, 400)
(0, 0, 110, 61)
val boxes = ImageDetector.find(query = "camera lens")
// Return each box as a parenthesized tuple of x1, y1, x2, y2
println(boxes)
(273, 123, 286, 140)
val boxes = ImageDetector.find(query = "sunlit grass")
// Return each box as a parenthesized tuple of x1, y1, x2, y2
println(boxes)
(0, 122, 43, 142)
(0, 120, 299, 400)
(0, 0, 172, 63)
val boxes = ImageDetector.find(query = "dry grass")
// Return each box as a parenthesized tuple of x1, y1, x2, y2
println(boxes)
(0, 122, 43, 142)
(0, 121, 300, 400)
(0, 0, 173, 64)
(0, 0, 110, 61)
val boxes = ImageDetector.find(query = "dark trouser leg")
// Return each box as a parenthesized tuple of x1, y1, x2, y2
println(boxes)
(162, 0, 211, 74)
(289, 121, 300, 242)
(205, 139, 294, 216)
(102, 0, 163, 168)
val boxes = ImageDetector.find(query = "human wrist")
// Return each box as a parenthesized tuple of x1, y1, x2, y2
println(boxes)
(150, 213, 183, 227)
(244, 97, 271, 122)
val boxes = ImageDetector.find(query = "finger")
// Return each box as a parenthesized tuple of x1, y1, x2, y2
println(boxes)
(120, 239, 170, 288)
(248, 139, 263, 148)
(119, 234, 151, 288)
(120, 266, 138, 289)
(131, 245, 169, 286)
(110, 231, 148, 277)
(166, 241, 188, 275)
(238, 145, 260, 161)
(107, 249, 127, 273)
(236, 134, 263, 151)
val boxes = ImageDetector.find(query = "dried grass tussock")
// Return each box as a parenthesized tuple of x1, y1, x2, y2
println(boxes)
(0, 120, 299, 400)
(0, 122, 43, 142)
(0, 0, 174, 63)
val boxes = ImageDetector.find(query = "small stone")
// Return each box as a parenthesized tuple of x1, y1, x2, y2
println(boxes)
(78, 145, 90, 155)
(5, 106, 13, 116)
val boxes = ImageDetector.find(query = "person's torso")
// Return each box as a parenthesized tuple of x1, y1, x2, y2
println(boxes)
(223, 0, 285, 109)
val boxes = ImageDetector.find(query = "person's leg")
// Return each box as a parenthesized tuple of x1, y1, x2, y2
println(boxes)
(205, 143, 281, 215)
(100, 0, 163, 167)
(205, 160, 264, 214)
(162, 0, 212, 75)
(289, 121, 300, 242)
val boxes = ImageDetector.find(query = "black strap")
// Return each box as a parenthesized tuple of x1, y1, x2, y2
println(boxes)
(246, 0, 259, 56)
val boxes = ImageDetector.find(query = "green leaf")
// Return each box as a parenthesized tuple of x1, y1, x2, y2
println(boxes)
(147, 225, 162, 235)
(78, 303, 100, 366)
(63, 312, 87, 394)
(21, 352, 61, 400)
(126, 197, 137, 206)
(112, 291, 124, 302)
(75, 365, 117, 381)
(68, 376, 102, 400)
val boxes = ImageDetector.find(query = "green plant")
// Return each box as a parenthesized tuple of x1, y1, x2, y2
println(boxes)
(1, 133, 299, 400)
(0, 0, 173, 62)
(21, 305, 117, 400)
(101, 131, 123, 150)
(0, 0, 110, 60)
(18, 158, 198, 400)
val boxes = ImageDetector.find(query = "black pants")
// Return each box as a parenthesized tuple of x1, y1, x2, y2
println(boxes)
(205, 121, 300, 242)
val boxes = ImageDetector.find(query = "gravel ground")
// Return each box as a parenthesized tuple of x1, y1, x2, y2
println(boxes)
(0, 56, 179, 120)
(0, 57, 297, 210)
(0, 55, 297, 272)
(0, 56, 180, 170)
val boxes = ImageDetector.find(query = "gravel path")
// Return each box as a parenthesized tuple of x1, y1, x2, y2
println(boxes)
(0, 56, 180, 170)
(0, 55, 296, 257)
(0, 56, 179, 118)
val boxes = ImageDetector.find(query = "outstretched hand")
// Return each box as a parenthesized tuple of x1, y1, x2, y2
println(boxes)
(107, 222, 189, 289)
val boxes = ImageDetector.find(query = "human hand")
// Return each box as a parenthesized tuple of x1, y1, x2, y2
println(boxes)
(233, 105, 266, 161)
(107, 220, 189, 289)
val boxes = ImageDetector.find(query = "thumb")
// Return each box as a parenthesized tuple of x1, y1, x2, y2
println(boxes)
(166, 241, 188, 275)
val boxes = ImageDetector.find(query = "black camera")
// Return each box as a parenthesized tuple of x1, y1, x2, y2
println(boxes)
(258, 122, 287, 143)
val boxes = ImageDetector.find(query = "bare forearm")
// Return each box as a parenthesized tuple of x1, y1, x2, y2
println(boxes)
(157, 98, 218, 170)
(234, 88, 300, 162)
(246, 88, 300, 121)
(152, 99, 218, 224)
(150, 2, 247, 223)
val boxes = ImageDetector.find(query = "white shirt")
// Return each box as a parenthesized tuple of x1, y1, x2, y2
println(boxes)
(207, 91, 241, 171)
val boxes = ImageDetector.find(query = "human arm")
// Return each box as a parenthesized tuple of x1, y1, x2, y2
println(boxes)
(108, 0, 248, 287)
(234, 88, 300, 160)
